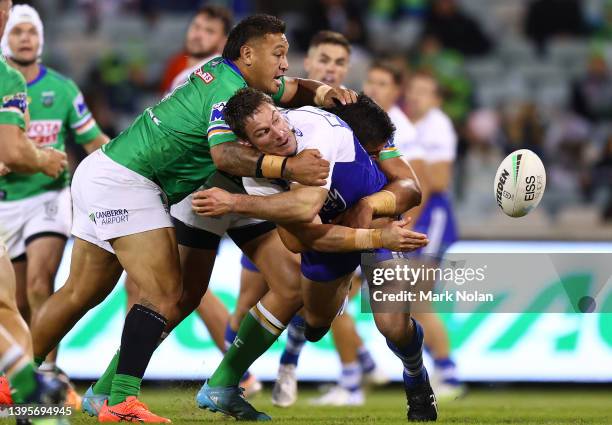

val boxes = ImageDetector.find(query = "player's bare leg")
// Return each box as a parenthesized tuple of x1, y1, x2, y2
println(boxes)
(25, 236, 66, 367)
(195, 291, 230, 351)
(197, 230, 302, 421)
(31, 238, 123, 362)
(12, 259, 29, 324)
(0, 254, 31, 356)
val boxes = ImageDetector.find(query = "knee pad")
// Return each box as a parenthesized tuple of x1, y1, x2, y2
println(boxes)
(304, 322, 330, 342)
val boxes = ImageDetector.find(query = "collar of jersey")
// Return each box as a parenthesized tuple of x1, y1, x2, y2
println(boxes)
(27, 65, 47, 87)
(223, 59, 244, 80)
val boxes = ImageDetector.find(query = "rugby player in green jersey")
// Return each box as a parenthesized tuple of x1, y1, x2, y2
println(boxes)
(0, 7, 108, 397)
(29, 14, 358, 423)
(0, 0, 68, 417)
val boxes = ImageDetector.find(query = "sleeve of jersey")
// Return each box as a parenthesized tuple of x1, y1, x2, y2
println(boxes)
(66, 81, 101, 144)
(0, 71, 27, 129)
(271, 76, 286, 104)
(206, 92, 237, 147)
(426, 119, 457, 162)
(378, 138, 402, 161)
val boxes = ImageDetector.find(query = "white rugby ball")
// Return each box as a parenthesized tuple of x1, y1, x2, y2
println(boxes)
(494, 149, 546, 217)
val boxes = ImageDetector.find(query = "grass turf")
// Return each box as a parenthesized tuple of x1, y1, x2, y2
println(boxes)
(52, 384, 612, 425)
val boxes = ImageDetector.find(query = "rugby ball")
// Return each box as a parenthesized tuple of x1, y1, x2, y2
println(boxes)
(494, 149, 546, 217)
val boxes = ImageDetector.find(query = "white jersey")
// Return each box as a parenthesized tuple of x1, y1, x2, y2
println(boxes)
(413, 107, 457, 163)
(243, 106, 387, 223)
(167, 54, 218, 94)
(243, 106, 356, 196)
(387, 105, 421, 161)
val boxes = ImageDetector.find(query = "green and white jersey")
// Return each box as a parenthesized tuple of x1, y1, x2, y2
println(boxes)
(102, 57, 285, 205)
(0, 65, 102, 201)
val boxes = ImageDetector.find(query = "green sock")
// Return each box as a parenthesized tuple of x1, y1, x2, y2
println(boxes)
(208, 304, 284, 387)
(108, 374, 141, 406)
(33, 356, 44, 368)
(9, 362, 38, 403)
(92, 350, 120, 395)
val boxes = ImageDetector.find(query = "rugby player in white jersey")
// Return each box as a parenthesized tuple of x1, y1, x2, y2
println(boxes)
(402, 70, 464, 399)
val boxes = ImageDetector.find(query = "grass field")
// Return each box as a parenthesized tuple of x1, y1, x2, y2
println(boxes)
(55, 384, 612, 424)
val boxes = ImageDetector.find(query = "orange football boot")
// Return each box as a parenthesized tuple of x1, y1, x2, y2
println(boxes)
(98, 396, 171, 423)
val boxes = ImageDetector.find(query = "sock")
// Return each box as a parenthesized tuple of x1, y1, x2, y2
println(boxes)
(280, 315, 306, 366)
(434, 357, 459, 385)
(208, 302, 285, 387)
(109, 304, 167, 406)
(9, 362, 37, 404)
(33, 356, 44, 368)
(338, 361, 361, 393)
(386, 318, 427, 389)
(93, 349, 120, 395)
(38, 361, 56, 373)
(357, 345, 376, 374)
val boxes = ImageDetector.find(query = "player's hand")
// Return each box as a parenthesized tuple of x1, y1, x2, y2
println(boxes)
(0, 162, 11, 176)
(284, 149, 329, 186)
(381, 218, 429, 252)
(39, 148, 68, 178)
(333, 198, 373, 229)
(322, 87, 358, 107)
(192, 187, 235, 216)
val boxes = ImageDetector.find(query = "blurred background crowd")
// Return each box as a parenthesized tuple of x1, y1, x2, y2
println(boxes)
(19, 0, 612, 239)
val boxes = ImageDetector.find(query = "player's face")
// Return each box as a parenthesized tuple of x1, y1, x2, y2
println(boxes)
(363, 68, 400, 111)
(244, 102, 297, 156)
(304, 44, 349, 88)
(405, 76, 440, 118)
(185, 14, 225, 59)
(8, 22, 39, 64)
(246, 33, 289, 95)
(0, 0, 12, 36)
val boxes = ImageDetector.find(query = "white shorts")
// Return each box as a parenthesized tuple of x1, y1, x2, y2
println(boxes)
(170, 171, 263, 237)
(71, 150, 172, 253)
(0, 187, 72, 259)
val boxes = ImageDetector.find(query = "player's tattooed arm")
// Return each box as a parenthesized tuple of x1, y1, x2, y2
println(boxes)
(192, 184, 328, 224)
(211, 143, 330, 186)
(280, 77, 358, 108)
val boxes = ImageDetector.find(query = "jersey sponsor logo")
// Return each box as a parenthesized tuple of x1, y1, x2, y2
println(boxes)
(41, 91, 55, 107)
(1, 92, 28, 114)
(73, 92, 89, 117)
(93, 208, 129, 225)
(27, 119, 62, 146)
(209, 102, 226, 122)
(195, 68, 215, 84)
(321, 188, 347, 215)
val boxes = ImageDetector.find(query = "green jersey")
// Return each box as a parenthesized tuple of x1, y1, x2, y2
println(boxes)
(0, 66, 102, 201)
(102, 57, 285, 205)
(0, 56, 27, 133)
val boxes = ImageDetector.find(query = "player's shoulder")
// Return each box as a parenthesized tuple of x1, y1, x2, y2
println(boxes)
(42, 66, 81, 94)
(0, 58, 26, 91)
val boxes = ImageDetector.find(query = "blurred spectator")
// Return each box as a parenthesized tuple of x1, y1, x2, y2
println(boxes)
(421, 0, 493, 57)
(294, 0, 367, 51)
(590, 135, 612, 220)
(160, 52, 189, 94)
(571, 52, 612, 124)
(525, 0, 589, 54)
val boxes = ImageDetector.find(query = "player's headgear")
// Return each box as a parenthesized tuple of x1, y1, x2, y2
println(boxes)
(1, 4, 44, 59)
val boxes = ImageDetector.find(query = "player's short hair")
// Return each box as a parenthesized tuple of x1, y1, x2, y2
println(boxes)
(196, 5, 233, 35)
(369, 60, 403, 86)
(223, 14, 286, 61)
(325, 94, 396, 152)
(308, 30, 351, 55)
(224, 87, 275, 140)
